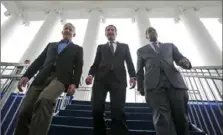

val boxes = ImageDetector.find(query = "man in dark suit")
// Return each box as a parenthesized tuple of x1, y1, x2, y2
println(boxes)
(14, 23, 83, 135)
(85, 25, 136, 135)
(136, 27, 192, 135)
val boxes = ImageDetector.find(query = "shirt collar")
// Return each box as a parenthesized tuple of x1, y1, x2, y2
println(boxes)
(60, 39, 72, 44)
(148, 40, 159, 45)
(108, 40, 117, 44)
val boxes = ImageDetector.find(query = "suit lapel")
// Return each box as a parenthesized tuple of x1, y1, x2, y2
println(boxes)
(158, 43, 166, 57)
(54, 42, 60, 53)
(114, 42, 121, 55)
(146, 44, 157, 56)
(105, 42, 112, 54)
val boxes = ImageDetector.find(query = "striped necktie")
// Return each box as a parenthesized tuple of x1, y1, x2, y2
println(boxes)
(152, 42, 160, 53)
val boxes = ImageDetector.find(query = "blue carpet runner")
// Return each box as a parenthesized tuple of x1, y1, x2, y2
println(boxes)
(2, 94, 222, 135)
(48, 100, 206, 135)
(1, 93, 64, 135)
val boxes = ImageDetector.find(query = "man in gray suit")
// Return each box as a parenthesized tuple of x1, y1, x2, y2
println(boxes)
(136, 27, 192, 135)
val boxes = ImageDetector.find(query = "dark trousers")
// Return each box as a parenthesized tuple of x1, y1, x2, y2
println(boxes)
(184, 91, 194, 130)
(14, 76, 65, 135)
(145, 72, 189, 135)
(91, 72, 128, 135)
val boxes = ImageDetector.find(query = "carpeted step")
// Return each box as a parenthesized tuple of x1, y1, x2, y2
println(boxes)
(71, 100, 148, 107)
(48, 124, 206, 135)
(52, 116, 154, 130)
(59, 110, 152, 121)
(66, 104, 152, 113)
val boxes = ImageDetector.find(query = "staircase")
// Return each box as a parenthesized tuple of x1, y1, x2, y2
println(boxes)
(1, 63, 222, 135)
(48, 100, 206, 135)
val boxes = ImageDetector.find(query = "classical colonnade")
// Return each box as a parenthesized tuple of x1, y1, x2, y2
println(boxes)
(1, 7, 222, 77)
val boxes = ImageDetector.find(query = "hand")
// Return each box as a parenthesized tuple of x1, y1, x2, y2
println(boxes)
(179, 58, 188, 64)
(85, 75, 93, 85)
(140, 91, 145, 96)
(17, 77, 29, 92)
(67, 84, 76, 96)
(138, 89, 145, 96)
(179, 59, 191, 69)
(129, 78, 136, 89)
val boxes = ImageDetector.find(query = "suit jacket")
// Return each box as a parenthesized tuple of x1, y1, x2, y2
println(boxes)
(88, 42, 136, 86)
(22, 42, 83, 89)
(136, 43, 191, 91)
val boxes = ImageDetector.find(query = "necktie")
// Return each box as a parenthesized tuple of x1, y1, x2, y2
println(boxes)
(152, 42, 160, 53)
(110, 42, 114, 54)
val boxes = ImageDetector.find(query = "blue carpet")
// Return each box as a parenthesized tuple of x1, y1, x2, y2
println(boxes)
(48, 100, 207, 135)
(188, 103, 223, 135)
(2, 93, 221, 135)
(1, 93, 64, 135)
(1, 93, 23, 135)
(49, 124, 206, 135)
(59, 110, 153, 121)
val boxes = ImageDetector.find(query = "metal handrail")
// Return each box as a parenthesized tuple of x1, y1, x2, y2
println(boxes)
(182, 75, 222, 80)
(187, 66, 222, 69)
(1, 62, 222, 135)
(179, 66, 222, 135)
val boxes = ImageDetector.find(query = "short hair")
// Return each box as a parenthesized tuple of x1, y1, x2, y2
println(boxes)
(145, 27, 156, 35)
(63, 23, 75, 31)
(105, 25, 117, 32)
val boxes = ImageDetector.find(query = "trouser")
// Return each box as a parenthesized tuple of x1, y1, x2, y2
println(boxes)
(14, 77, 65, 135)
(184, 91, 194, 130)
(91, 72, 128, 135)
(145, 73, 189, 135)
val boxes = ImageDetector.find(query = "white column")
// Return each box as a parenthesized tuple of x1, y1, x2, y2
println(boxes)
(82, 9, 102, 79)
(1, 14, 22, 49)
(218, 18, 222, 24)
(218, 9, 222, 24)
(19, 11, 60, 62)
(135, 8, 151, 47)
(179, 8, 222, 66)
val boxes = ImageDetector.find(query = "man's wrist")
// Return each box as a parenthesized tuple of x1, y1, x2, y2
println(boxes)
(21, 76, 30, 79)
(70, 84, 76, 87)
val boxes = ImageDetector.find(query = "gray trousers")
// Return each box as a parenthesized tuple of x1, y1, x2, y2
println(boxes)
(145, 73, 189, 135)
(14, 77, 65, 135)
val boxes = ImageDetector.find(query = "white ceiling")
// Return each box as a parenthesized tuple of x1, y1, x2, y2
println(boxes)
(2, 1, 222, 21)
(14, 1, 222, 10)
